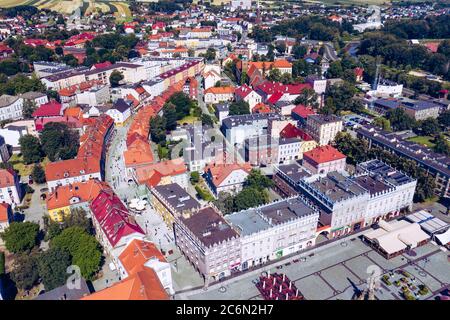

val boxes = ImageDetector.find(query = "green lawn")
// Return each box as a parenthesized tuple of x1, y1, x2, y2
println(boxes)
(8, 154, 49, 177)
(406, 136, 436, 148)
(177, 115, 199, 125)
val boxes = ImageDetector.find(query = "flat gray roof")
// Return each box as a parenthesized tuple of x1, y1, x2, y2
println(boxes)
(225, 197, 316, 236)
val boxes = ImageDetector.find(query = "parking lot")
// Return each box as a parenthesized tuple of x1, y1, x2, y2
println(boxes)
(343, 114, 374, 128)
(182, 237, 449, 300)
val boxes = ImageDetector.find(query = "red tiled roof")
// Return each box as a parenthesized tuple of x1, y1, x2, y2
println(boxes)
(32, 100, 62, 118)
(234, 84, 253, 99)
(303, 145, 346, 164)
(256, 81, 312, 96)
(90, 190, 144, 248)
(291, 104, 316, 119)
(266, 91, 284, 105)
(280, 123, 313, 140)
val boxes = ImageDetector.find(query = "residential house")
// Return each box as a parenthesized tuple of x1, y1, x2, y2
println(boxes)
(303, 145, 347, 175)
(204, 162, 252, 197)
(204, 86, 235, 104)
(0, 169, 22, 207)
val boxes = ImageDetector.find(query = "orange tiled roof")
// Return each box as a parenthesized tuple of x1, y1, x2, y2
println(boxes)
(0, 169, 16, 188)
(124, 139, 154, 168)
(46, 179, 111, 210)
(119, 239, 166, 275)
(81, 268, 168, 300)
(135, 158, 187, 185)
(248, 59, 292, 71)
(0, 203, 10, 223)
(45, 158, 101, 182)
(204, 86, 235, 95)
(64, 106, 83, 119)
(204, 162, 251, 187)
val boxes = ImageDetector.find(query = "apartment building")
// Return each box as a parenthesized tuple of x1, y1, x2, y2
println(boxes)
(204, 86, 235, 104)
(174, 207, 241, 283)
(305, 114, 343, 146)
(225, 197, 319, 270)
(150, 183, 201, 228)
(357, 125, 450, 198)
(0, 95, 23, 121)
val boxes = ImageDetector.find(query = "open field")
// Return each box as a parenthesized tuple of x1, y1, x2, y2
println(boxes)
(0, 0, 130, 20)
(112, 1, 131, 21)
(85, 0, 110, 15)
(0, 0, 40, 7)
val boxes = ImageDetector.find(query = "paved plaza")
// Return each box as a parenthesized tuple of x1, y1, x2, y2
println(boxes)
(182, 238, 450, 300)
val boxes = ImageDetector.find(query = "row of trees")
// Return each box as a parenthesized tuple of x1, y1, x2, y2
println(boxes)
(214, 170, 274, 214)
(333, 132, 436, 202)
(382, 15, 450, 40)
(0, 209, 102, 292)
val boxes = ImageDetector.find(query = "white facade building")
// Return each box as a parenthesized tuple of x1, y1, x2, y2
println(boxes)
(0, 95, 23, 121)
(225, 197, 319, 269)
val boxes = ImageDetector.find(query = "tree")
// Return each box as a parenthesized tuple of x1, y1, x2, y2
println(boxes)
(37, 247, 71, 291)
(31, 164, 46, 184)
(372, 117, 392, 132)
(275, 41, 286, 54)
(109, 70, 124, 88)
(0, 222, 40, 254)
(292, 44, 307, 59)
(40, 122, 79, 161)
(203, 47, 216, 61)
(167, 92, 192, 119)
(51, 227, 102, 280)
(162, 102, 178, 131)
(327, 61, 343, 78)
(201, 113, 214, 127)
(267, 68, 282, 82)
(418, 118, 440, 136)
(190, 171, 200, 184)
(229, 101, 250, 116)
(63, 208, 92, 234)
(10, 253, 39, 291)
(213, 192, 235, 215)
(434, 134, 450, 156)
(62, 54, 79, 67)
(149, 116, 167, 144)
(234, 187, 269, 211)
(19, 134, 43, 164)
(294, 88, 319, 108)
(22, 99, 37, 119)
(437, 110, 450, 128)
(386, 108, 416, 131)
(324, 82, 360, 114)
(245, 169, 273, 190)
